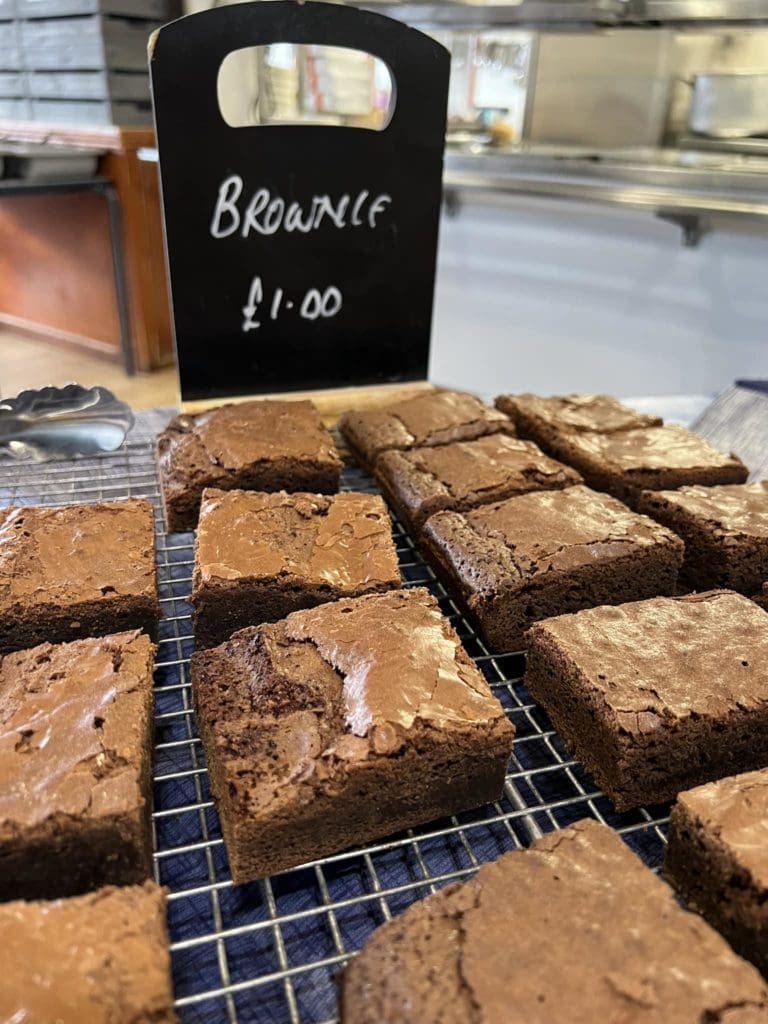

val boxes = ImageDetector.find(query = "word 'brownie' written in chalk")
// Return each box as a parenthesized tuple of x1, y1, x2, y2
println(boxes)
(210, 175, 393, 239)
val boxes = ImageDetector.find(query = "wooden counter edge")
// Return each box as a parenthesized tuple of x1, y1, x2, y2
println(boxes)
(181, 380, 437, 423)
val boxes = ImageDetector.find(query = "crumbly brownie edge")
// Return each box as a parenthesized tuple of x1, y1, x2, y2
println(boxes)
(665, 798, 768, 976)
(192, 577, 399, 650)
(525, 622, 768, 811)
(212, 718, 512, 882)
(524, 627, 637, 806)
(421, 517, 682, 653)
(637, 490, 768, 594)
(337, 414, 383, 471)
(0, 812, 153, 903)
(491, 540, 681, 651)
(0, 595, 160, 655)
(372, 454, 433, 537)
(374, 449, 581, 537)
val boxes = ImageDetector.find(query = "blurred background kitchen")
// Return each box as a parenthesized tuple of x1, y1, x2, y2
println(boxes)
(1, 0, 767, 407)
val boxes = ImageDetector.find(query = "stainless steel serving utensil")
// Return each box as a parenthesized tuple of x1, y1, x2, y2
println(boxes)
(0, 384, 134, 461)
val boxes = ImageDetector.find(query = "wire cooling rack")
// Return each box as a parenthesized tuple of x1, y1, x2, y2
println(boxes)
(0, 413, 672, 1024)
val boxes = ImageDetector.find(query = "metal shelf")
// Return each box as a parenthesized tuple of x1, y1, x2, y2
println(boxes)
(360, 0, 768, 28)
(443, 147, 768, 241)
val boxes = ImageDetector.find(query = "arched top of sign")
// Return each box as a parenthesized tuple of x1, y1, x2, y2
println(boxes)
(151, 1, 449, 402)
(217, 43, 396, 132)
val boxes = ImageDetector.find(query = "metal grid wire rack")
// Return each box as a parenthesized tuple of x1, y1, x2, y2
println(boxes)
(0, 409, 672, 1024)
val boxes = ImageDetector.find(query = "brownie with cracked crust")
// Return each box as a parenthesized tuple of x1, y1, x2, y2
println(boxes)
(341, 818, 768, 1024)
(540, 423, 748, 506)
(0, 881, 177, 1023)
(420, 484, 683, 652)
(666, 768, 768, 978)
(156, 399, 342, 532)
(0, 630, 155, 901)
(338, 390, 512, 470)
(637, 482, 768, 598)
(191, 587, 514, 882)
(374, 434, 582, 536)
(494, 392, 662, 451)
(525, 591, 768, 811)
(0, 499, 159, 655)
(192, 488, 401, 649)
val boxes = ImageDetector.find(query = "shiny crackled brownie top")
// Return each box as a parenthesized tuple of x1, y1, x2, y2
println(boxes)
(0, 630, 154, 829)
(644, 481, 768, 537)
(527, 591, 768, 726)
(339, 390, 511, 463)
(193, 488, 399, 591)
(495, 392, 661, 435)
(0, 499, 157, 610)
(159, 399, 341, 472)
(558, 424, 746, 475)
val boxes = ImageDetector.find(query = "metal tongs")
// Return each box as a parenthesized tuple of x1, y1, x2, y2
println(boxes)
(0, 384, 134, 461)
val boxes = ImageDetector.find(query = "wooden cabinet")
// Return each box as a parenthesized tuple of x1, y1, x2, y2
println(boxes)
(0, 122, 173, 372)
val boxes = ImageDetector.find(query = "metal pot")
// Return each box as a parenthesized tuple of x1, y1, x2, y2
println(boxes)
(689, 73, 768, 139)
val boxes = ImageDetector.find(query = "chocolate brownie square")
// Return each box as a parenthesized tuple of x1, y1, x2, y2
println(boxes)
(0, 882, 176, 1023)
(666, 768, 768, 977)
(192, 488, 401, 649)
(637, 482, 768, 597)
(543, 424, 748, 506)
(420, 484, 682, 652)
(191, 588, 514, 882)
(339, 389, 512, 470)
(374, 434, 582, 535)
(341, 818, 768, 1024)
(157, 399, 342, 531)
(525, 591, 768, 811)
(0, 498, 160, 655)
(0, 630, 155, 901)
(495, 392, 662, 451)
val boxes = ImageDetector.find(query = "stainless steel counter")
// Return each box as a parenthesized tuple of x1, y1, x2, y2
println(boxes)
(361, 0, 768, 28)
(444, 146, 768, 236)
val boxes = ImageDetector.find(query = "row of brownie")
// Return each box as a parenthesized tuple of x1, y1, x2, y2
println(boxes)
(156, 389, 750, 544)
(155, 389, 521, 533)
(339, 388, 768, 650)
(159, 398, 514, 880)
(0, 503, 178, 1021)
(335, 391, 768, 1005)
(157, 390, 768, 1021)
(191, 576, 768, 881)
(181, 395, 768, 878)
(177, 398, 766, 660)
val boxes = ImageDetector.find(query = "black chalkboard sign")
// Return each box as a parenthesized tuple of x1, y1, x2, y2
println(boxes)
(150, 1, 449, 402)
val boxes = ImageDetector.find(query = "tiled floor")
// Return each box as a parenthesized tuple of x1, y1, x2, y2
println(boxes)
(0, 328, 178, 409)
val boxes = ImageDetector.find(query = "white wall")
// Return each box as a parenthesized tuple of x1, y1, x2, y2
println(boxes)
(430, 196, 768, 398)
